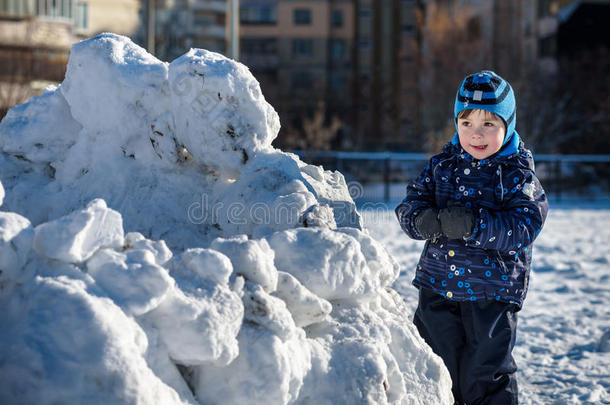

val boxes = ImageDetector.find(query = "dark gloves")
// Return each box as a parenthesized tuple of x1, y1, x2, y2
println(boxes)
(414, 208, 442, 240)
(438, 206, 475, 239)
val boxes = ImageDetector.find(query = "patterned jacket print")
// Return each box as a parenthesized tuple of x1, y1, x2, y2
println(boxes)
(395, 138, 548, 307)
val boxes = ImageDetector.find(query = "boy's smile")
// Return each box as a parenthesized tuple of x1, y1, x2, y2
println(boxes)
(457, 109, 506, 160)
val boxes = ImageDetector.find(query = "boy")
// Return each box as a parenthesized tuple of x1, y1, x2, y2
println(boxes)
(395, 71, 548, 404)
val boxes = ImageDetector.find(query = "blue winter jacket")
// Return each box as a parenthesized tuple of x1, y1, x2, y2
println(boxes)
(395, 136, 548, 307)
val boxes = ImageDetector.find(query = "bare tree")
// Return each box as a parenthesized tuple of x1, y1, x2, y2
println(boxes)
(519, 46, 610, 154)
(418, 3, 489, 152)
(282, 101, 341, 150)
(0, 47, 35, 119)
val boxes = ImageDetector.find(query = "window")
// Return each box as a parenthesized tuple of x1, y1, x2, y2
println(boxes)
(358, 40, 371, 51)
(331, 9, 343, 27)
(292, 39, 313, 58)
(64, 0, 73, 18)
(76, 1, 87, 29)
(242, 38, 277, 55)
(0, 0, 10, 14)
(240, 3, 277, 25)
(31, 0, 74, 19)
(194, 10, 215, 25)
(330, 71, 346, 92)
(293, 8, 311, 25)
(0, 0, 62, 17)
(358, 8, 371, 18)
(292, 71, 313, 90)
(330, 39, 345, 60)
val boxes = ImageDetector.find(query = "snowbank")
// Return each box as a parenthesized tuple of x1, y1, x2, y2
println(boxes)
(0, 33, 452, 404)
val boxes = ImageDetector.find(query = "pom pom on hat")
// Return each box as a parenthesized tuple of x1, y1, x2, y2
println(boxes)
(454, 70, 516, 146)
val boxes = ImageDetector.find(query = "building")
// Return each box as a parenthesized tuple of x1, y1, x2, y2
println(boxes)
(352, 0, 421, 151)
(77, 0, 140, 38)
(557, 1, 610, 58)
(0, 0, 140, 117)
(239, 0, 356, 149)
(144, 0, 228, 61)
(0, 0, 78, 116)
(414, 0, 562, 152)
(554, 1, 610, 154)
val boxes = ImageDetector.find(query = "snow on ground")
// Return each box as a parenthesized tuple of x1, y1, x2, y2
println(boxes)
(0, 34, 453, 404)
(362, 201, 610, 405)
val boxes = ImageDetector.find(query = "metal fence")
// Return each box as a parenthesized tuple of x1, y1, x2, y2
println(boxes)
(291, 151, 610, 202)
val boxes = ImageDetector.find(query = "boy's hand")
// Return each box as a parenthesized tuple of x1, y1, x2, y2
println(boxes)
(414, 208, 442, 240)
(439, 206, 475, 239)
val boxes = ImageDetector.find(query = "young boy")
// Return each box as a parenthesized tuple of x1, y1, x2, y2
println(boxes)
(395, 71, 548, 404)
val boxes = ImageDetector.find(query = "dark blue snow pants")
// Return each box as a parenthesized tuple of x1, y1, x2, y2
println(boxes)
(413, 288, 519, 405)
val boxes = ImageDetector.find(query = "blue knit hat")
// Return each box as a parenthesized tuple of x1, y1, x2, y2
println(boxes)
(454, 70, 516, 147)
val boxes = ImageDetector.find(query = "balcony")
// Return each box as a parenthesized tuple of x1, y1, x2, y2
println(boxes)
(240, 53, 279, 69)
(191, 23, 226, 39)
(190, 0, 226, 14)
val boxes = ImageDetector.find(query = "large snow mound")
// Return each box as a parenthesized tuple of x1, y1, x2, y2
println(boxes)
(0, 33, 452, 404)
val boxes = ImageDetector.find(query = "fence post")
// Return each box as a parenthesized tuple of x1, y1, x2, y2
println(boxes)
(556, 160, 562, 201)
(384, 157, 390, 201)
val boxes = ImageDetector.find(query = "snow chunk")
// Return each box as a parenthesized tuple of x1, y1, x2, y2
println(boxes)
(0, 86, 81, 163)
(61, 33, 168, 135)
(273, 271, 332, 327)
(337, 227, 400, 289)
(267, 228, 377, 301)
(86, 247, 173, 316)
(598, 330, 610, 353)
(193, 324, 312, 405)
(0, 211, 34, 289)
(211, 151, 320, 238)
(0, 275, 193, 405)
(143, 251, 243, 366)
(297, 159, 362, 229)
(169, 247, 233, 287)
(242, 281, 299, 341)
(169, 48, 279, 177)
(303, 289, 453, 404)
(300, 203, 337, 229)
(210, 235, 278, 292)
(33, 199, 124, 263)
(125, 232, 173, 266)
(0, 179, 4, 206)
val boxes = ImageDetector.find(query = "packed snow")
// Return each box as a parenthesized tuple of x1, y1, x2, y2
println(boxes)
(362, 203, 610, 404)
(0, 33, 453, 404)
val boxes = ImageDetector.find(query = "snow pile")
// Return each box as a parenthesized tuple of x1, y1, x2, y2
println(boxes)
(0, 33, 452, 404)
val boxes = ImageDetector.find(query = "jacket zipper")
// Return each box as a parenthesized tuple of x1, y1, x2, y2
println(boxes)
(499, 165, 504, 203)
(433, 156, 455, 179)
(495, 251, 508, 273)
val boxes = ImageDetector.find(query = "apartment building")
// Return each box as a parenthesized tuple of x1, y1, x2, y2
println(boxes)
(239, 0, 355, 148)
(0, 0, 140, 117)
(352, 0, 421, 150)
(239, 0, 423, 151)
(146, 0, 227, 61)
(0, 0, 77, 116)
(78, 0, 140, 38)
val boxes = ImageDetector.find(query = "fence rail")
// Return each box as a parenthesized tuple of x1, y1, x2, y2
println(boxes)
(291, 151, 610, 202)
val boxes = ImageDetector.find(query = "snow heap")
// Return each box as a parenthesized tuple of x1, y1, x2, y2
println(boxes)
(0, 34, 452, 404)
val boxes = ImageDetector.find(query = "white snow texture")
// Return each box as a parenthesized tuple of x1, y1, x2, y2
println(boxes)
(0, 34, 452, 404)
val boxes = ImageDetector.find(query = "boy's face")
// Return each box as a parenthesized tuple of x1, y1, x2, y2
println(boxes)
(457, 109, 506, 160)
